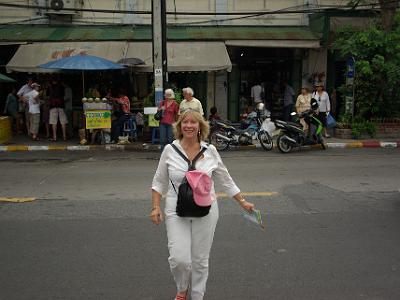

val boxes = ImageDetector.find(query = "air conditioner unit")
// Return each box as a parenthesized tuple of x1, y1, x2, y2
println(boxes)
(46, 0, 79, 15)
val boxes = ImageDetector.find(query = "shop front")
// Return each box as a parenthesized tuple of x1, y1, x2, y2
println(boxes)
(225, 38, 321, 121)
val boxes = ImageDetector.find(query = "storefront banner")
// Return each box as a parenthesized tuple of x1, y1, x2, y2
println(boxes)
(85, 110, 112, 129)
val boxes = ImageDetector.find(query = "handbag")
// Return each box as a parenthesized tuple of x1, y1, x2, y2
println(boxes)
(326, 113, 336, 128)
(170, 144, 211, 218)
(154, 109, 163, 121)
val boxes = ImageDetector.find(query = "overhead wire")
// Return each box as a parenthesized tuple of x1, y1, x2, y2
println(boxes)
(0, 1, 393, 16)
(0, 0, 393, 27)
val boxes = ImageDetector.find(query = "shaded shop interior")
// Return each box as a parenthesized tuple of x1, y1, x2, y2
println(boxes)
(227, 46, 305, 119)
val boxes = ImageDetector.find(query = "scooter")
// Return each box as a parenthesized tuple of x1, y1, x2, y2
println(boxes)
(274, 105, 327, 153)
(210, 103, 273, 151)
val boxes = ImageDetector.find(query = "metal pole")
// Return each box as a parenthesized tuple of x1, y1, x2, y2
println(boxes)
(351, 56, 355, 117)
(152, 0, 167, 107)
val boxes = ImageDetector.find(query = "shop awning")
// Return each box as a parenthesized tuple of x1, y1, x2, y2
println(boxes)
(0, 25, 321, 43)
(6, 41, 127, 73)
(7, 41, 232, 73)
(125, 41, 232, 72)
(225, 39, 320, 48)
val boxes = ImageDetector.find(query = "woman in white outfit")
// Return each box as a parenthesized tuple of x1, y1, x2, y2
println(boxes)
(150, 109, 255, 300)
(312, 82, 331, 138)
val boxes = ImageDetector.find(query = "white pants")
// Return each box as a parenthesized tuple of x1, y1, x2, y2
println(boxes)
(165, 202, 219, 300)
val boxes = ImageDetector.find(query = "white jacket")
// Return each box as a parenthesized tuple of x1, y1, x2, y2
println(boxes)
(312, 91, 331, 113)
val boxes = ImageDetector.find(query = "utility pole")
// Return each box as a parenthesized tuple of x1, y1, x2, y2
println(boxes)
(152, 0, 167, 107)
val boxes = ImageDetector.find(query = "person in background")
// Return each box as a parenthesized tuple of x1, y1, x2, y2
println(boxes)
(41, 81, 51, 139)
(283, 81, 295, 122)
(110, 89, 131, 144)
(3, 86, 21, 134)
(17, 77, 33, 135)
(150, 109, 255, 300)
(180, 87, 204, 116)
(157, 88, 179, 150)
(26, 83, 41, 141)
(312, 82, 331, 138)
(87, 85, 101, 98)
(295, 87, 311, 131)
(251, 81, 263, 105)
(48, 79, 67, 142)
(62, 82, 73, 138)
(208, 106, 221, 123)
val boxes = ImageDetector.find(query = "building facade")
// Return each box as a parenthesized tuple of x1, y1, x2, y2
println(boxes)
(0, 0, 376, 120)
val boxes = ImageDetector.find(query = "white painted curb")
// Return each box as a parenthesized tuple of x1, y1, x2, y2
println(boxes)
(66, 145, 90, 151)
(380, 142, 398, 148)
(326, 143, 347, 148)
(28, 146, 50, 151)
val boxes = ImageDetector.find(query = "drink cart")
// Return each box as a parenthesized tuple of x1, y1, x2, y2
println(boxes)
(82, 98, 112, 144)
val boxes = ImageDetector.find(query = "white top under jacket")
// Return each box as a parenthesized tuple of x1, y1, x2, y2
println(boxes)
(312, 91, 331, 112)
(151, 140, 240, 217)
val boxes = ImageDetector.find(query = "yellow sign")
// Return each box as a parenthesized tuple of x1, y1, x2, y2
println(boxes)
(85, 110, 112, 129)
(0, 116, 12, 144)
(148, 114, 160, 127)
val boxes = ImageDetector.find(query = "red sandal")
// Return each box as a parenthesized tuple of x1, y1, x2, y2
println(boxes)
(175, 289, 188, 300)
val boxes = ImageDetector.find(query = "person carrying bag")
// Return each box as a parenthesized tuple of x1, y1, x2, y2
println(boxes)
(170, 144, 212, 217)
(150, 109, 255, 300)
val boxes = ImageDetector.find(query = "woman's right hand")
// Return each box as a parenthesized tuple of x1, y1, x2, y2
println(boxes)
(150, 206, 163, 225)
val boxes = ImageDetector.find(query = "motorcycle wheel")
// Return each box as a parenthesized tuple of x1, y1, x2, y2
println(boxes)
(277, 134, 293, 153)
(258, 130, 273, 151)
(210, 131, 230, 151)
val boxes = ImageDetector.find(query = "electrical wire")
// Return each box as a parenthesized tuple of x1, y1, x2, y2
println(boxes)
(0, 0, 393, 28)
(0, 1, 394, 16)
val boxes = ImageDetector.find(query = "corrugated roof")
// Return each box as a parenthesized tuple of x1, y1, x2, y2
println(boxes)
(0, 25, 320, 42)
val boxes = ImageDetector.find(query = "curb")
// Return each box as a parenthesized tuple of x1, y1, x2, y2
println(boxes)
(0, 141, 399, 152)
(0, 144, 157, 152)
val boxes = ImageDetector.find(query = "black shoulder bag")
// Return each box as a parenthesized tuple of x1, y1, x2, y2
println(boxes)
(170, 144, 211, 217)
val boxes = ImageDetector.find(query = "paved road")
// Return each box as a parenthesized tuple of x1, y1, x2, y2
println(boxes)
(0, 148, 399, 299)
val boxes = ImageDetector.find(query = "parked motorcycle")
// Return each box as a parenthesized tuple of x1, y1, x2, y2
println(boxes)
(274, 100, 327, 153)
(210, 103, 273, 151)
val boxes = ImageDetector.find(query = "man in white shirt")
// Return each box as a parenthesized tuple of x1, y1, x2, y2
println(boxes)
(179, 87, 204, 116)
(251, 82, 264, 105)
(25, 83, 41, 141)
(17, 77, 33, 134)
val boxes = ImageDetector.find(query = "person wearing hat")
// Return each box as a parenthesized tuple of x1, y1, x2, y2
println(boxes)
(25, 83, 41, 141)
(150, 109, 255, 300)
(312, 82, 331, 138)
(295, 86, 312, 131)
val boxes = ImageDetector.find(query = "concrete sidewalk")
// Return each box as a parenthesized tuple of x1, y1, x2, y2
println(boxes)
(0, 134, 399, 152)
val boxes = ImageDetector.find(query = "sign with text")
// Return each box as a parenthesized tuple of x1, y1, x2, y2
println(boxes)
(85, 110, 112, 129)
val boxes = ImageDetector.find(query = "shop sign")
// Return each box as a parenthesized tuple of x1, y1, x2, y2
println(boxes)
(85, 110, 111, 129)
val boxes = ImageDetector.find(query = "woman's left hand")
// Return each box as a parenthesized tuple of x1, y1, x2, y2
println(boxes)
(240, 200, 254, 212)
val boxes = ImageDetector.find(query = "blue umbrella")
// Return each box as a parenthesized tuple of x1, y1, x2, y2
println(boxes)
(39, 54, 124, 70)
(39, 54, 125, 96)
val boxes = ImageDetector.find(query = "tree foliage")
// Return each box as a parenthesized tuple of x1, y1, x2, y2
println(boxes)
(333, 12, 400, 119)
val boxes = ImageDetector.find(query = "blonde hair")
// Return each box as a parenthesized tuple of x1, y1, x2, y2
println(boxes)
(173, 110, 210, 141)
